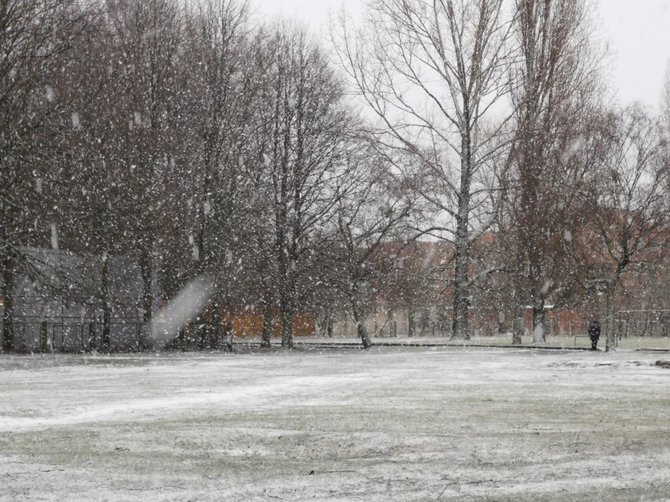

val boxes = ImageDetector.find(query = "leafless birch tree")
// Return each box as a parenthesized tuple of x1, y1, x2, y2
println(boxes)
(336, 0, 516, 339)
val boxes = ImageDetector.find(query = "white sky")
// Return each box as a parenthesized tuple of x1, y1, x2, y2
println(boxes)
(251, 0, 670, 110)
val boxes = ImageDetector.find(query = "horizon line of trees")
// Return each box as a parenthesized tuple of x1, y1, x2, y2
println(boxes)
(1, 0, 669, 352)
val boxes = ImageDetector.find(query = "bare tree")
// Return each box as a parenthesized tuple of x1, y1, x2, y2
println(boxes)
(334, 144, 412, 348)
(260, 28, 353, 348)
(336, 0, 516, 339)
(504, 0, 604, 343)
(182, 1, 253, 275)
(104, 0, 183, 337)
(575, 106, 669, 351)
(176, 0, 268, 347)
(0, 0, 92, 351)
(53, 11, 127, 351)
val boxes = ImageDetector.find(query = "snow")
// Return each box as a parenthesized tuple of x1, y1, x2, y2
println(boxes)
(151, 276, 213, 344)
(50, 223, 58, 251)
(560, 135, 585, 163)
(71, 112, 80, 131)
(44, 85, 55, 103)
(1, 348, 669, 500)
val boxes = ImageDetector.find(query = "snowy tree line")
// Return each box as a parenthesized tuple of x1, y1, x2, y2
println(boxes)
(1, 0, 669, 352)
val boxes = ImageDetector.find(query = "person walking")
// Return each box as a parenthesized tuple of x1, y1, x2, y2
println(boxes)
(588, 320, 601, 350)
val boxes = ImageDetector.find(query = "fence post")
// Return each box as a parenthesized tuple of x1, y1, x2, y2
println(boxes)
(81, 322, 86, 352)
(89, 322, 97, 351)
(136, 321, 142, 351)
(225, 322, 233, 352)
(40, 321, 48, 353)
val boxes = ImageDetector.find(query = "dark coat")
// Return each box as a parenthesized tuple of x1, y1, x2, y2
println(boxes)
(588, 321, 601, 340)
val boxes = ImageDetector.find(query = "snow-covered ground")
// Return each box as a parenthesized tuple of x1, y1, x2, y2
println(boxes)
(1, 347, 669, 501)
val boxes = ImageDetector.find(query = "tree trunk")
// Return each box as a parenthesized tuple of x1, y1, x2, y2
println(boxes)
(350, 290, 372, 349)
(511, 263, 524, 345)
(452, 130, 472, 341)
(210, 303, 221, 349)
(407, 306, 415, 338)
(512, 316, 524, 345)
(2, 255, 16, 351)
(138, 244, 153, 349)
(279, 270, 294, 348)
(197, 313, 207, 350)
(532, 301, 546, 344)
(100, 254, 111, 352)
(178, 327, 186, 351)
(280, 305, 293, 349)
(451, 239, 471, 340)
(437, 306, 449, 336)
(356, 317, 371, 349)
(326, 314, 334, 338)
(512, 304, 524, 345)
(319, 305, 335, 338)
(261, 292, 273, 348)
(605, 285, 616, 352)
(324, 307, 334, 338)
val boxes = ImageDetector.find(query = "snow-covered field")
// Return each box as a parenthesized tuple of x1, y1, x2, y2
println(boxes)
(1, 347, 669, 501)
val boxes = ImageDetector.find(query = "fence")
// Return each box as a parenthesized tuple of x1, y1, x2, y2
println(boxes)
(4, 317, 233, 353)
(614, 317, 670, 338)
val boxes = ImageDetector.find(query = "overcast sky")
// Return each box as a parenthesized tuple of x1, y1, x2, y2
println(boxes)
(252, 0, 670, 110)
